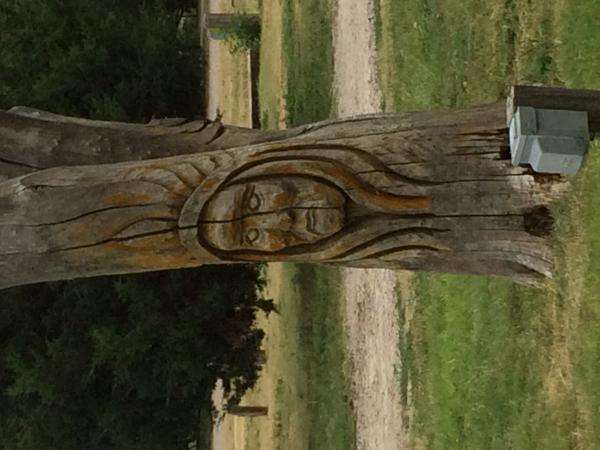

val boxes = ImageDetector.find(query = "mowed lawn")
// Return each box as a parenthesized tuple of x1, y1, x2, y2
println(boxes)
(374, 0, 600, 449)
(259, 0, 334, 129)
(280, 0, 334, 127)
(240, 264, 354, 450)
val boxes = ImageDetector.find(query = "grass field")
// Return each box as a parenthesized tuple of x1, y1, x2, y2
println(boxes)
(374, 1, 600, 448)
(375, 0, 563, 111)
(280, 0, 334, 126)
(282, 264, 354, 450)
(242, 264, 354, 450)
(257, 0, 285, 130)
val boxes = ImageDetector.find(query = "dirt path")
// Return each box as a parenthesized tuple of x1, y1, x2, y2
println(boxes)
(332, 0, 382, 116)
(332, 1, 408, 449)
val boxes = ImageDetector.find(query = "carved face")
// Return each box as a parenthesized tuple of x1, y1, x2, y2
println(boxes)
(199, 177, 345, 252)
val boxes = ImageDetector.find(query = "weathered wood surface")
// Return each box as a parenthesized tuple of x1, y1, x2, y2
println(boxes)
(0, 102, 565, 288)
(0, 107, 296, 181)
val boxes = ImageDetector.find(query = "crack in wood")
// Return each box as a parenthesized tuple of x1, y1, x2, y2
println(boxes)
(329, 227, 449, 261)
(204, 122, 226, 145)
(44, 227, 181, 254)
(349, 245, 443, 261)
(11, 203, 167, 228)
(111, 217, 179, 239)
(449, 150, 503, 157)
(198, 206, 344, 224)
(0, 156, 44, 170)
(254, 146, 443, 186)
(344, 173, 532, 194)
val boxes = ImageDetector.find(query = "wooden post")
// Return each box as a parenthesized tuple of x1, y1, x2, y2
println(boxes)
(205, 13, 260, 30)
(250, 47, 260, 129)
(507, 85, 600, 136)
(227, 405, 268, 417)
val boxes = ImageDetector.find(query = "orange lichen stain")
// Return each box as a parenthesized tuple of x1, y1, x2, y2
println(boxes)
(204, 179, 218, 190)
(132, 251, 198, 269)
(375, 192, 430, 210)
(104, 193, 153, 205)
(271, 191, 293, 207)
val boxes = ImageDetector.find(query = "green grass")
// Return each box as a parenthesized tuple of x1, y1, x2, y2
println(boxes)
(376, 0, 564, 111)
(408, 277, 553, 450)
(375, 0, 600, 448)
(261, 264, 354, 450)
(555, 1, 600, 88)
(292, 264, 354, 449)
(281, 0, 334, 126)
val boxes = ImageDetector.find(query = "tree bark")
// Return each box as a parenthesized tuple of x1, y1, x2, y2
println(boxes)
(0, 102, 567, 288)
(0, 107, 296, 181)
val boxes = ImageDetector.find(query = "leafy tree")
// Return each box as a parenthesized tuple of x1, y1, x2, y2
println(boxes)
(0, 0, 204, 121)
(0, 266, 267, 450)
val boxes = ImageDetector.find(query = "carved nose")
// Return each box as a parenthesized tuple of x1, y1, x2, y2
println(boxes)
(275, 211, 293, 231)
(260, 211, 293, 231)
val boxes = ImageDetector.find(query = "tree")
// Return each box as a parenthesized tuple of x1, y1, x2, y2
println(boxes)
(0, 265, 267, 450)
(2, 85, 597, 288)
(0, 0, 204, 121)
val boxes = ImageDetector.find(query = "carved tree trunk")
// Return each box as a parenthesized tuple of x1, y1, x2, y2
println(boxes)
(0, 102, 566, 288)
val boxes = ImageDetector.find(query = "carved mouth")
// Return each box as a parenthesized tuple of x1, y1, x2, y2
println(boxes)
(305, 209, 343, 236)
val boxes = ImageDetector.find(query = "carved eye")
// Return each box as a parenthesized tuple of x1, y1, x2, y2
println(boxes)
(248, 193, 261, 211)
(245, 228, 260, 244)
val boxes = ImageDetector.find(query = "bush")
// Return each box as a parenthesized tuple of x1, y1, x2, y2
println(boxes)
(0, 0, 205, 121)
(222, 14, 262, 53)
(0, 266, 267, 449)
